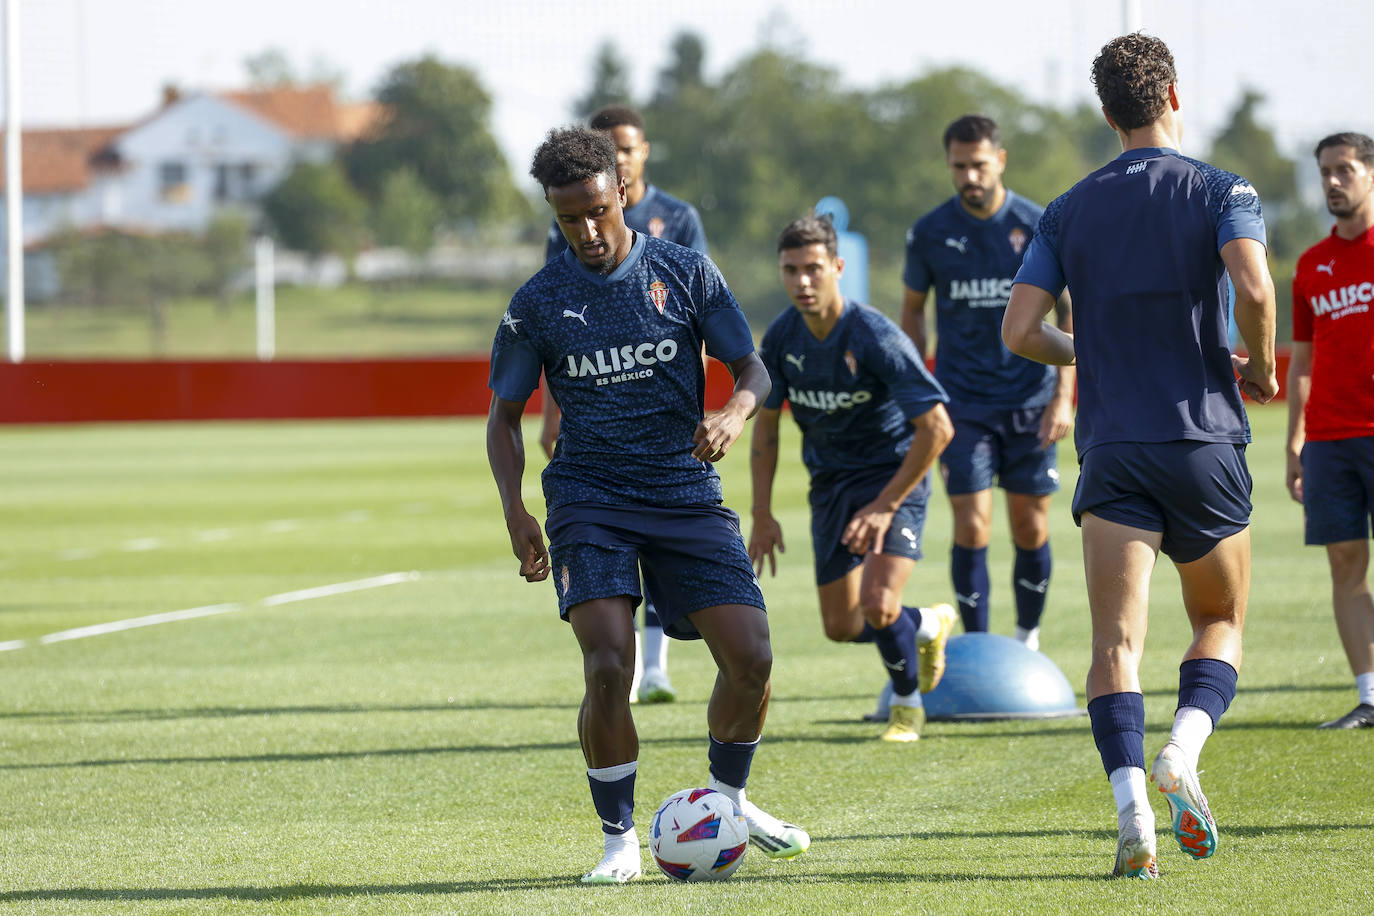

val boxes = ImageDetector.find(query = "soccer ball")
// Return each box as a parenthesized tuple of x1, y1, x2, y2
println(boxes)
(649, 787, 749, 881)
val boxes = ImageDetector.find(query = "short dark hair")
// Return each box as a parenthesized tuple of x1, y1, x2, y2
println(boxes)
(589, 105, 646, 133)
(529, 126, 617, 192)
(1091, 33, 1177, 131)
(777, 212, 838, 257)
(943, 115, 1000, 151)
(1315, 131, 1374, 166)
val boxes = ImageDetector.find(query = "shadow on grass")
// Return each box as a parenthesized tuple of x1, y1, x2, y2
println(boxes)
(0, 866, 1108, 903)
(820, 821, 1374, 844)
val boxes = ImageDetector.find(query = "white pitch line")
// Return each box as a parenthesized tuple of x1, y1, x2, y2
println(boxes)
(261, 571, 420, 607)
(264, 519, 302, 533)
(57, 548, 98, 561)
(1, 572, 421, 652)
(122, 538, 163, 552)
(193, 528, 233, 543)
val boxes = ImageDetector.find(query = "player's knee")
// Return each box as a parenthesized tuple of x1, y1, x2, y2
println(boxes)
(857, 594, 899, 629)
(821, 618, 856, 642)
(582, 647, 633, 698)
(1326, 544, 1370, 591)
(722, 642, 772, 695)
(1010, 519, 1048, 550)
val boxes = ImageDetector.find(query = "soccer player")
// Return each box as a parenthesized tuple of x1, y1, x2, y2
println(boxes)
(540, 104, 709, 705)
(902, 115, 1075, 651)
(487, 126, 809, 884)
(1002, 34, 1278, 878)
(749, 215, 958, 742)
(1287, 131, 1374, 730)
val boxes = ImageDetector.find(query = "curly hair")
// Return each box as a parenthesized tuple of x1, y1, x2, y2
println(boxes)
(777, 212, 838, 257)
(589, 105, 645, 133)
(529, 127, 617, 192)
(1091, 33, 1177, 131)
(1315, 132, 1374, 167)
(943, 115, 1000, 151)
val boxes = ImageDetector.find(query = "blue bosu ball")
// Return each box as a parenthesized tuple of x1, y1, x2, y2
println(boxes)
(923, 632, 1083, 720)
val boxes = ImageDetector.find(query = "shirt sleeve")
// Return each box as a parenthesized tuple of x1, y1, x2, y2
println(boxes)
(680, 206, 709, 255)
(757, 325, 787, 410)
(868, 322, 948, 420)
(544, 221, 566, 262)
(1216, 179, 1267, 250)
(696, 261, 756, 363)
(901, 223, 932, 293)
(1292, 264, 1314, 343)
(488, 301, 544, 402)
(1012, 230, 1067, 299)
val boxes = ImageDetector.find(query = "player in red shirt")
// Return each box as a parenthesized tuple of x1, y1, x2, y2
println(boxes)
(1287, 131, 1374, 729)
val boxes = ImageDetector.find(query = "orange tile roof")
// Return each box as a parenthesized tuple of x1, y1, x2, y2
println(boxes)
(222, 84, 382, 141)
(0, 125, 125, 193)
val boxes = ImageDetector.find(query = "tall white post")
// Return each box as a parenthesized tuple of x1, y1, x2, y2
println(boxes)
(1123, 0, 1142, 32)
(4, 0, 23, 363)
(255, 235, 275, 361)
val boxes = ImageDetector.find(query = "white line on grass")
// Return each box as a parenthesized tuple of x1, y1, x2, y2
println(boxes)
(57, 548, 98, 561)
(122, 538, 164, 552)
(193, 528, 233, 542)
(0, 572, 421, 653)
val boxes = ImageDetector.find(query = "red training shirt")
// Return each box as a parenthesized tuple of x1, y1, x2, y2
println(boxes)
(1292, 224, 1374, 441)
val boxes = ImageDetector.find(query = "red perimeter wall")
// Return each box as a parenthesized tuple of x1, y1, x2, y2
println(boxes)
(0, 351, 1291, 424)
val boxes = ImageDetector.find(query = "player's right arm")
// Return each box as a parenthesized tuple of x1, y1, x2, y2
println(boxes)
(1222, 237, 1279, 404)
(747, 406, 786, 576)
(486, 395, 550, 582)
(900, 286, 930, 359)
(538, 373, 560, 461)
(1285, 341, 1312, 503)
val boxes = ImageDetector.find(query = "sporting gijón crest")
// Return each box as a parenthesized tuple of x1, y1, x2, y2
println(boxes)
(648, 280, 669, 314)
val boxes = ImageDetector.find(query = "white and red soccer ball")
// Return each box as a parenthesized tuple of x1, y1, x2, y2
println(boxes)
(649, 787, 749, 881)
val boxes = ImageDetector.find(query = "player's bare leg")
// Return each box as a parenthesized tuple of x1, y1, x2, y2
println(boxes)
(568, 597, 642, 884)
(692, 603, 810, 859)
(1008, 491, 1053, 650)
(1152, 529, 1250, 861)
(1321, 540, 1374, 728)
(1081, 514, 1160, 878)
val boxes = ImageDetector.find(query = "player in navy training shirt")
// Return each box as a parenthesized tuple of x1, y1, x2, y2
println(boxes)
(749, 214, 957, 743)
(1002, 34, 1278, 880)
(903, 115, 1075, 653)
(539, 105, 709, 706)
(487, 126, 809, 884)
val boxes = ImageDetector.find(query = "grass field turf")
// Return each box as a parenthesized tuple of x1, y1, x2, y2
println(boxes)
(0, 405, 1370, 914)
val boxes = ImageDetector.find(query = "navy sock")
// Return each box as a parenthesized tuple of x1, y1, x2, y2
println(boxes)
(951, 545, 990, 632)
(1088, 692, 1146, 776)
(849, 622, 877, 644)
(871, 610, 920, 696)
(708, 735, 758, 790)
(1177, 658, 1238, 726)
(1013, 543, 1052, 630)
(587, 768, 636, 835)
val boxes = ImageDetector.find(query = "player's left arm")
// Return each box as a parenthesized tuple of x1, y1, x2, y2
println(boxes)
(841, 403, 954, 555)
(1223, 237, 1279, 404)
(693, 351, 770, 462)
(1037, 290, 1076, 448)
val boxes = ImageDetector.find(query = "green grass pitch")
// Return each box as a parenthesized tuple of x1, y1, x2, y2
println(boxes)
(0, 405, 1370, 914)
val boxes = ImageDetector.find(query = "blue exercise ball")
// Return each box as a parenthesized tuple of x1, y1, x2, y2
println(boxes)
(923, 633, 1082, 720)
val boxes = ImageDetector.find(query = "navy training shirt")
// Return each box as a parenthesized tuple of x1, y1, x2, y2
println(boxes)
(490, 233, 755, 511)
(1013, 147, 1266, 457)
(903, 190, 1055, 408)
(759, 299, 948, 485)
(545, 183, 708, 261)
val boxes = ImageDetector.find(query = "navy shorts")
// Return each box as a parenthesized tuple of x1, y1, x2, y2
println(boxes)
(1072, 441, 1252, 563)
(941, 402, 1060, 496)
(810, 466, 928, 586)
(544, 503, 764, 639)
(1300, 436, 1374, 545)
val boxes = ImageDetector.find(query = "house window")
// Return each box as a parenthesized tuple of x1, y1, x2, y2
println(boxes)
(238, 163, 257, 197)
(159, 161, 190, 203)
(214, 164, 230, 202)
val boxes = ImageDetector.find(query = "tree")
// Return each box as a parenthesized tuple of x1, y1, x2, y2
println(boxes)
(575, 42, 633, 118)
(203, 209, 251, 313)
(652, 32, 706, 106)
(345, 55, 528, 228)
(243, 48, 297, 88)
(373, 167, 441, 254)
(261, 161, 368, 259)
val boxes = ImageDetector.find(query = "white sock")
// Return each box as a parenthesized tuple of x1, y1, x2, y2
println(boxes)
(707, 775, 743, 807)
(891, 688, 923, 709)
(1014, 625, 1040, 651)
(914, 607, 941, 642)
(629, 631, 643, 699)
(642, 624, 670, 677)
(1109, 766, 1151, 830)
(603, 827, 639, 858)
(1357, 672, 1374, 707)
(587, 761, 638, 783)
(1169, 705, 1214, 772)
